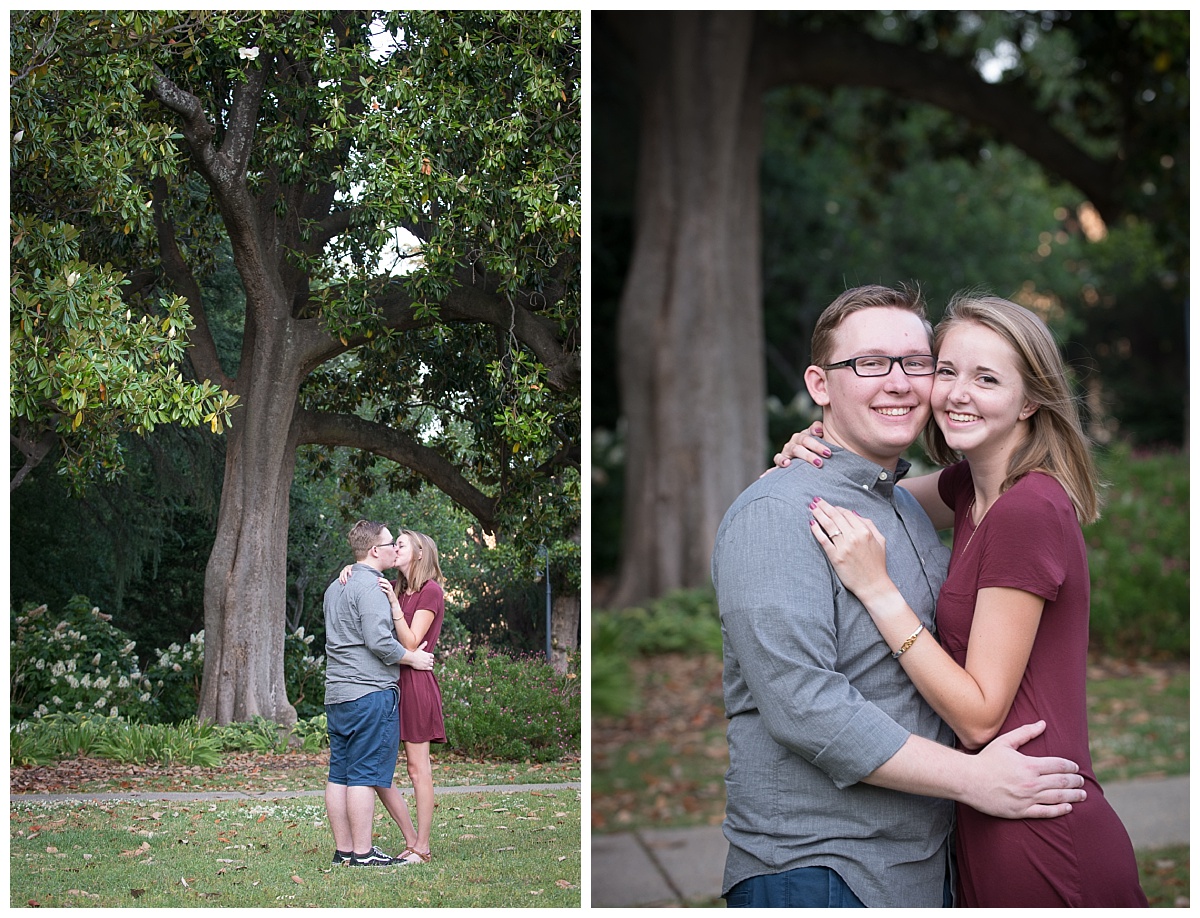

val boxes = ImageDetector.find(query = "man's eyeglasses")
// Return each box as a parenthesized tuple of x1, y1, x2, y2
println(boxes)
(372, 541, 397, 550)
(822, 354, 935, 377)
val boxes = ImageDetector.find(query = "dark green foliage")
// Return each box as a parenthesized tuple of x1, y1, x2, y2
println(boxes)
(1086, 446, 1188, 659)
(440, 647, 580, 762)
(590, 615, 633, 718)
(595, 589, 723, 657)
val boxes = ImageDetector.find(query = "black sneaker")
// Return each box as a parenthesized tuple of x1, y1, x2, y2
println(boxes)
(332, 849, 352, 865)
(348, 846, 401, 867)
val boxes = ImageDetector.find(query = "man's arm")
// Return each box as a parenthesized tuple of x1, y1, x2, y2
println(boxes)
(863, 722, 1085, 818)
(399, 641, 433, 670)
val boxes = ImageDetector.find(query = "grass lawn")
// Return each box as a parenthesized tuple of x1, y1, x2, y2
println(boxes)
(11, 786, 581, 907)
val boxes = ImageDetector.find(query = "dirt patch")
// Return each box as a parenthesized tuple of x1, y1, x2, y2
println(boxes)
(10, 751, 329, 795)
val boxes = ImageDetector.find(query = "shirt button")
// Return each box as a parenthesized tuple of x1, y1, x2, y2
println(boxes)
(879, 471, 888, 480)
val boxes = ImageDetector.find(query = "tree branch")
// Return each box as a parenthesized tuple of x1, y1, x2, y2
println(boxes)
(757, 25, 1121, 220)
(10, 420, 59, 492)
(150, 177, 232, 390)
(293, 408, 499, 529)
(294, 271, 580, 392)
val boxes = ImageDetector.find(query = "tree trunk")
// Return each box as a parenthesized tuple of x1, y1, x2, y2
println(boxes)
(198, 316, 303, 726)
(549, 591, 580, 675)
(608, 11, 767, 608)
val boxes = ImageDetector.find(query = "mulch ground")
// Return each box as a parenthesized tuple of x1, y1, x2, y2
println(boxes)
(10, 752, 329, 796)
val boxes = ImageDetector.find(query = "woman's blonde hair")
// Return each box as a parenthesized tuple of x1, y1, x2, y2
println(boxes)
(924, 292, 1101, 524)
(396, 529, 443, 593)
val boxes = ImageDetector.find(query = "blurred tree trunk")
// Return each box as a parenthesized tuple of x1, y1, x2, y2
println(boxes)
(549, 592, 579, 675)
(607, 11, 767, 609)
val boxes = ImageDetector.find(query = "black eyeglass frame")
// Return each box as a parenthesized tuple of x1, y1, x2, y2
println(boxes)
(371, 541, 397, 550)
(821, 354, 936, 377)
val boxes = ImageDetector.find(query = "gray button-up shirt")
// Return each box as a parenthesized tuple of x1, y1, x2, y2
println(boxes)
(323, 563, 407, 706)
(713, 447, 953, 906)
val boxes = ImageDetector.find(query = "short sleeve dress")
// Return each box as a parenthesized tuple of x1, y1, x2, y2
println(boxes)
(395, 579, 447, 744)
(937, 461, 1146, 907)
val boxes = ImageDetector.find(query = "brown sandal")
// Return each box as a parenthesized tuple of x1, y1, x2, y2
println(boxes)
(399, 847, 432, 865)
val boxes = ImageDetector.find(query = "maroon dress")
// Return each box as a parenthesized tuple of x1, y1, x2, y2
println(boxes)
(395, 579, 446, 744)
(936, 462, 1146, 907)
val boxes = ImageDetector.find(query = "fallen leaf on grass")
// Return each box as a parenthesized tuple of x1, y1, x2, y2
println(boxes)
(45, 846, 58, 854)
(556, 879, 573, 889)
(67, 890, 100, 899)
(130, 889, 145, 899)
(291, 875, 304, 885)
(121, 842, 151, 858)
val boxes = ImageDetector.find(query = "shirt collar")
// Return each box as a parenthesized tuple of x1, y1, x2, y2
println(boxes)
(827, 445, 910, 498)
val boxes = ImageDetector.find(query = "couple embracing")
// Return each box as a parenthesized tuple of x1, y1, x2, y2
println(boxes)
(323, 520, 447, 869)
(713, 284, 1147, 907)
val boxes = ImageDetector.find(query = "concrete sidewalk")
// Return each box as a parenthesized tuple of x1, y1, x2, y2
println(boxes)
(11, 782, 581, 804)
(590, 775, 1189, 907)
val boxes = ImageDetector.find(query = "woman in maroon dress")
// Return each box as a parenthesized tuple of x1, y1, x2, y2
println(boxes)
(785, 293, 1146, 906)
(380, 528, 446, 865)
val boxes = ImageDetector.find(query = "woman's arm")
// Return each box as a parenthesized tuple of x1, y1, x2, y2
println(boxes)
(810, 499, 1042, 749)
(900, 469, 955, 531)
(380, 578, 436, 651)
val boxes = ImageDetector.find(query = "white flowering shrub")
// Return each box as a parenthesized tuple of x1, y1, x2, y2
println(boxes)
(284, 626, 326, 720)
(11, 596, 155, 722)
(141, 630, 205, 724)
(13, 597, 327, 727)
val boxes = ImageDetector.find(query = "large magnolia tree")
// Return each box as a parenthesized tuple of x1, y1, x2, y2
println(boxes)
(596, 10, 1187, 608)
(11, 10, 581, 723)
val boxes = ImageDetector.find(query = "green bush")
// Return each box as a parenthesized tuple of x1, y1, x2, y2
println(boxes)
(1087, 446, 1189, 659)
(592, 588, 722, 657)
(590, 615, 633, 717)
(214, 715, 291, 754)
(440, 646, 581, 762)
(591, 588, 722, 719)
(289, 713, 330, 752)
(10, 596, 156, 722)
(94, 718, 222, 766)
(11, 714, 222, 767)
(11, 601, 331, 727)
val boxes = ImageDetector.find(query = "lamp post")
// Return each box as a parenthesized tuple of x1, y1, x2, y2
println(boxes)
(538, 544, 552, 663)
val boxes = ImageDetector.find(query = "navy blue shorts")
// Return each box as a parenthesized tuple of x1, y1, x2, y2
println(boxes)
(726, 864, 952, 908)
(326, 688, 400, 787)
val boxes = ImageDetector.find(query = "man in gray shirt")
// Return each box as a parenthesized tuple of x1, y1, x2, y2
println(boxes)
(713, 285, 1086, 907)
(324, 519, 434, 867)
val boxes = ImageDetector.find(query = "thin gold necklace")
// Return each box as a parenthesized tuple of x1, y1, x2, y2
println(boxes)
(961, 496, 991, 555)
